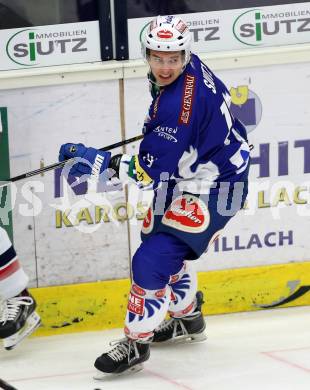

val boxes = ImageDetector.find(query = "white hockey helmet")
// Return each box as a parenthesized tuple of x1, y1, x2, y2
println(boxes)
(141, 15, 191, 66)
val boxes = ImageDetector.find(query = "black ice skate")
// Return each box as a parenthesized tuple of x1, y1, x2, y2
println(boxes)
(0, 290, 41, 350)
(94, 337, 150, 378)
(152, 291, 207, 344)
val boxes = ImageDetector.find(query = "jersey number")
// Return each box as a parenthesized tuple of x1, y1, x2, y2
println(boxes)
(220, 95, 233, 145)
(220, 93, 249, 173)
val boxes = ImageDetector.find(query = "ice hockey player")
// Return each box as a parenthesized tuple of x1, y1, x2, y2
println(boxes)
(58, 15, 250, 375)
(0, 226, 40, 350)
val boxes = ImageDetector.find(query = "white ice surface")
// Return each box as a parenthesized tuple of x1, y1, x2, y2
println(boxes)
(1, 306, 309, 390)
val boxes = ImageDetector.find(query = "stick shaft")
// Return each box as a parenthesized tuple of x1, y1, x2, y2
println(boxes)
(7, 134, 143, 184)
(0, 378, 17, 390)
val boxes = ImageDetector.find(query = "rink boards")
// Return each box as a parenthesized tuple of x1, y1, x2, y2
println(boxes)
(30, 260, 310, 337)
(1, 44, 310, 338)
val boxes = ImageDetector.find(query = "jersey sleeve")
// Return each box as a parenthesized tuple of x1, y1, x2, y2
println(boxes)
(197, 85, 250, 178)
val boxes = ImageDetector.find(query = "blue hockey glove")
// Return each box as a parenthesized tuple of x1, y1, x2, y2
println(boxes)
(58, 143, 111, 180)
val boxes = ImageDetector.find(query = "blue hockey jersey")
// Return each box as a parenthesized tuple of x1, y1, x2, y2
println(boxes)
(120, 53, 250, 194)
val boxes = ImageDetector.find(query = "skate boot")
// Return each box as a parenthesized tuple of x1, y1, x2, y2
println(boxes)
(0, 289, 41, 350)
(94, 337, 150, 377)
(152, 291, 206, 344)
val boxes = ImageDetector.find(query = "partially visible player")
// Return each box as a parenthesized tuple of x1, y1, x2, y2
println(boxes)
(0, 226, 40, 350)
(58, 15, 250, 376)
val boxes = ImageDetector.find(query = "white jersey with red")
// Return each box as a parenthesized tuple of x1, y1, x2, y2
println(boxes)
(0, 227, 28, 300)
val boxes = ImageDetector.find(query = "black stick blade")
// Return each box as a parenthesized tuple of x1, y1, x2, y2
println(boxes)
(0, 378, 18, 390)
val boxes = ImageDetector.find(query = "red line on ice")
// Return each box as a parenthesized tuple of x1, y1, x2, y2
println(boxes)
(261, 351, 310, 374)
(145, 368, 195, 390)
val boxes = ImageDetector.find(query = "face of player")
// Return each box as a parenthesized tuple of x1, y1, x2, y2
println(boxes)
(148, 50, 184, 86)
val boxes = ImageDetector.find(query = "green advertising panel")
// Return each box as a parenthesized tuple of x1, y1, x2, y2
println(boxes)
(0, 107, 13, 241)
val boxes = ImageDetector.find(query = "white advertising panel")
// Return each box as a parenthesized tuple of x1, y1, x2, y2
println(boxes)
(124, 61, 310, 271)
(128, 2, 310, 59)
(0, 80, 130, 287)
(0, 21, 101, 71)
(2, 59, 310, 287)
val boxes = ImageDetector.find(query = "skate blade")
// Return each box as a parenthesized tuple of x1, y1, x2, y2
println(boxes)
(153, 332, 207, 346)
(3, 312, 41, 350)
(93, 364, 143, 380)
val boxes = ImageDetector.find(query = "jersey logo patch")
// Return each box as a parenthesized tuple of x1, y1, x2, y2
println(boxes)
(179, 74, 195, 125)
(170, 291, 177, 302)
(153, 126, 178, 142)
(128, 292, 145, 315)
(157, 29, 173, 39)
(162, 195, 210, 233)
(142, 207, 154, 234)
(175, 20, 188, 34)
(155, 288, 166, 298)
(170, 274, 180, 284)
(132, 284, 146, 296)
(135, 157, 153, 186)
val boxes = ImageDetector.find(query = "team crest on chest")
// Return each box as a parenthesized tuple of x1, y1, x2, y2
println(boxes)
(162, 195, 210, 233)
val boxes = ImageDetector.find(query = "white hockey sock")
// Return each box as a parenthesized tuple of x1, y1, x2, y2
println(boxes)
(124, 283, 171, 340)
(168, 261, 198, 318)
(0, 228, 29, 300)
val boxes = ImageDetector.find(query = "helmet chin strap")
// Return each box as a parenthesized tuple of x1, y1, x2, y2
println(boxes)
(148, 71, 164, 88)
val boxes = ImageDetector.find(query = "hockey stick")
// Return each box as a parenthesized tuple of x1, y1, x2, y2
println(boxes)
(0, 134, 143, 188)
(0, 378, 17, 390)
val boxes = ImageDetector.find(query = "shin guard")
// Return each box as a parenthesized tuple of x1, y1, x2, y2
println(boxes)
(125, 283, 171, 341)
(168, 261, 198, 318)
